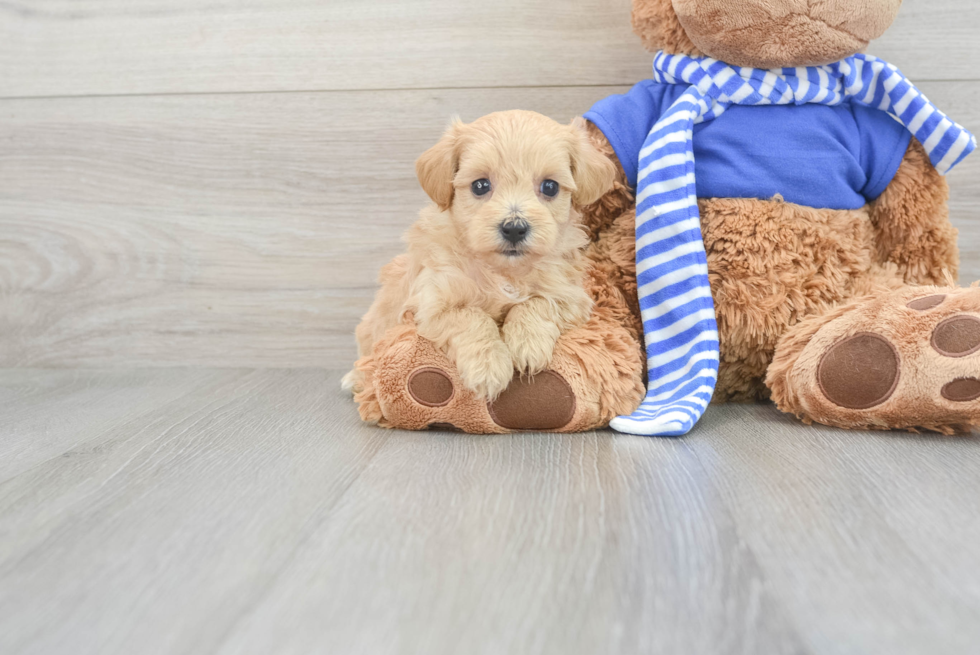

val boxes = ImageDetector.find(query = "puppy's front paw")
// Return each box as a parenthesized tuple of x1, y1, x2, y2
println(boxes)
(505, 330, 559, 376)
(503, 312, 561, 376)
(456, 338, 514, 400)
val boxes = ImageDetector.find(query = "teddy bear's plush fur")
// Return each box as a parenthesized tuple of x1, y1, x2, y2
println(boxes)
(350, 0, 979, 435)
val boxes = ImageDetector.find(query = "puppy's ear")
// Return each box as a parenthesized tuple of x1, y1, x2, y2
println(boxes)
(416, 118, 462, 211)
(569, 117, 617, 207)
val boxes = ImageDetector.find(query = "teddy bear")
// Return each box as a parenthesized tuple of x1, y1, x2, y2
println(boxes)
(348, 0, 979, 435)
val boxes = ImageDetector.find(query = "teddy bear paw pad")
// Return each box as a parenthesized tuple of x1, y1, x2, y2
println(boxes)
(487, 371, 576, 431)
(942, 378, 980, 402)
(907, 294, 947, 311)
(818, 333, 900, 410)
(931, 315, 980, 358)
(407, 367, 454, 407)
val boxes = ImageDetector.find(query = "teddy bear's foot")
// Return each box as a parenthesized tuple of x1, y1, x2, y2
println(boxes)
(407, 366, 578, 432)
(356, 323, 605, 433)
(768, 286, 980, 434)
(350, 312, 646, 433)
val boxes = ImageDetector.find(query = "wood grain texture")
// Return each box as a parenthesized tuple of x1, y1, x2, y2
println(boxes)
(1, 83, 977, 367)
(0, 368, 390, 655)
(690, 403, 980, 654)
(1, 368, 978, 654)
(0, 368, 240, 483)
(0, 0, 649, 98)
(0, 0, 976, 99)
(213, 428, 803, 655)
(0, 86, 614, 367)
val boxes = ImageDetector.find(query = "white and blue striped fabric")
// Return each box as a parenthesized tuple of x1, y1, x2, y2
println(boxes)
(610, 51, 977, 437)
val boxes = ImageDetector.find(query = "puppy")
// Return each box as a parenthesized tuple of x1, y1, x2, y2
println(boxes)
(345, 110, 616, 400)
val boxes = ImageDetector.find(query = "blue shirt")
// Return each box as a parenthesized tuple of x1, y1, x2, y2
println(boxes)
(584, 80, 911, 210)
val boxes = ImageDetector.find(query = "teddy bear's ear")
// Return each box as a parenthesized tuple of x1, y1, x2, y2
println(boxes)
(416, 118, 462, 211)
(631, 0, 701, 56)
(569, 117, 617, 207)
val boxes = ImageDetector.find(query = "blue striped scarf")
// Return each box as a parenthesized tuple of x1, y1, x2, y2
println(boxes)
(610, 52, 977, 437)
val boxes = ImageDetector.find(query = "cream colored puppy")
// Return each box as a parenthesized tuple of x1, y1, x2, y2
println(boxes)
(345, 110, 616, 400)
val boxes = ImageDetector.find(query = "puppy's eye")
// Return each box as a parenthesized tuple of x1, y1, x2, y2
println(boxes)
(471, 179, 492, 197)
(540, 180, 560, 198)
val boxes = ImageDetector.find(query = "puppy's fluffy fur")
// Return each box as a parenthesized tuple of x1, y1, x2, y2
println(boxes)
(345, 110, 616, 399)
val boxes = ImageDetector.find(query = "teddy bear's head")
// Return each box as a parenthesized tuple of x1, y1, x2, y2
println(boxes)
(632, 0, 901, 68)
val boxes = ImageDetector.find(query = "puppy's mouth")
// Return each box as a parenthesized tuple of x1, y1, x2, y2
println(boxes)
(500, 247, 525, 258)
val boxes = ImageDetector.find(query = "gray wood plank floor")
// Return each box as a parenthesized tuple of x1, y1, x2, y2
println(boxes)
(1, 369, 977, 655)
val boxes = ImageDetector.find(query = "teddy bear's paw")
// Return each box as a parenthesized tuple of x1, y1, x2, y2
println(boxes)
(400, 366, 578, 432)
(398, 364, 493, 433)
(395, 365, 474, 432)
(368, 326, 595, 433)
(487, 371, 577, 431)
(771, 286, 980, 434)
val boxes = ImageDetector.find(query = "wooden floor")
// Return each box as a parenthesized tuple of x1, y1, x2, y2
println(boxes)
(1, 368, 978, 655)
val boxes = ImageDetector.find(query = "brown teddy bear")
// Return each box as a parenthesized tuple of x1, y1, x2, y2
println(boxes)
(349, 0, 979, 435)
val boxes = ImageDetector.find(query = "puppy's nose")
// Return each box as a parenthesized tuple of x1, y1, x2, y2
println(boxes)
(500, 220, 529, 245)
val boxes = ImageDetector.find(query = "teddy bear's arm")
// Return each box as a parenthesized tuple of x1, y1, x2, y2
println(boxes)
(580, 122, 636, 241)
(868, 138, 958, 285)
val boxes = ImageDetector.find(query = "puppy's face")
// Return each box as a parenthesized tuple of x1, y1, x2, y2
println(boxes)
(416, 111, 616, 266)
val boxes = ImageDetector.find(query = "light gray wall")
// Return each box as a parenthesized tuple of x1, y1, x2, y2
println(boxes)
(1, 0, 977, 367)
